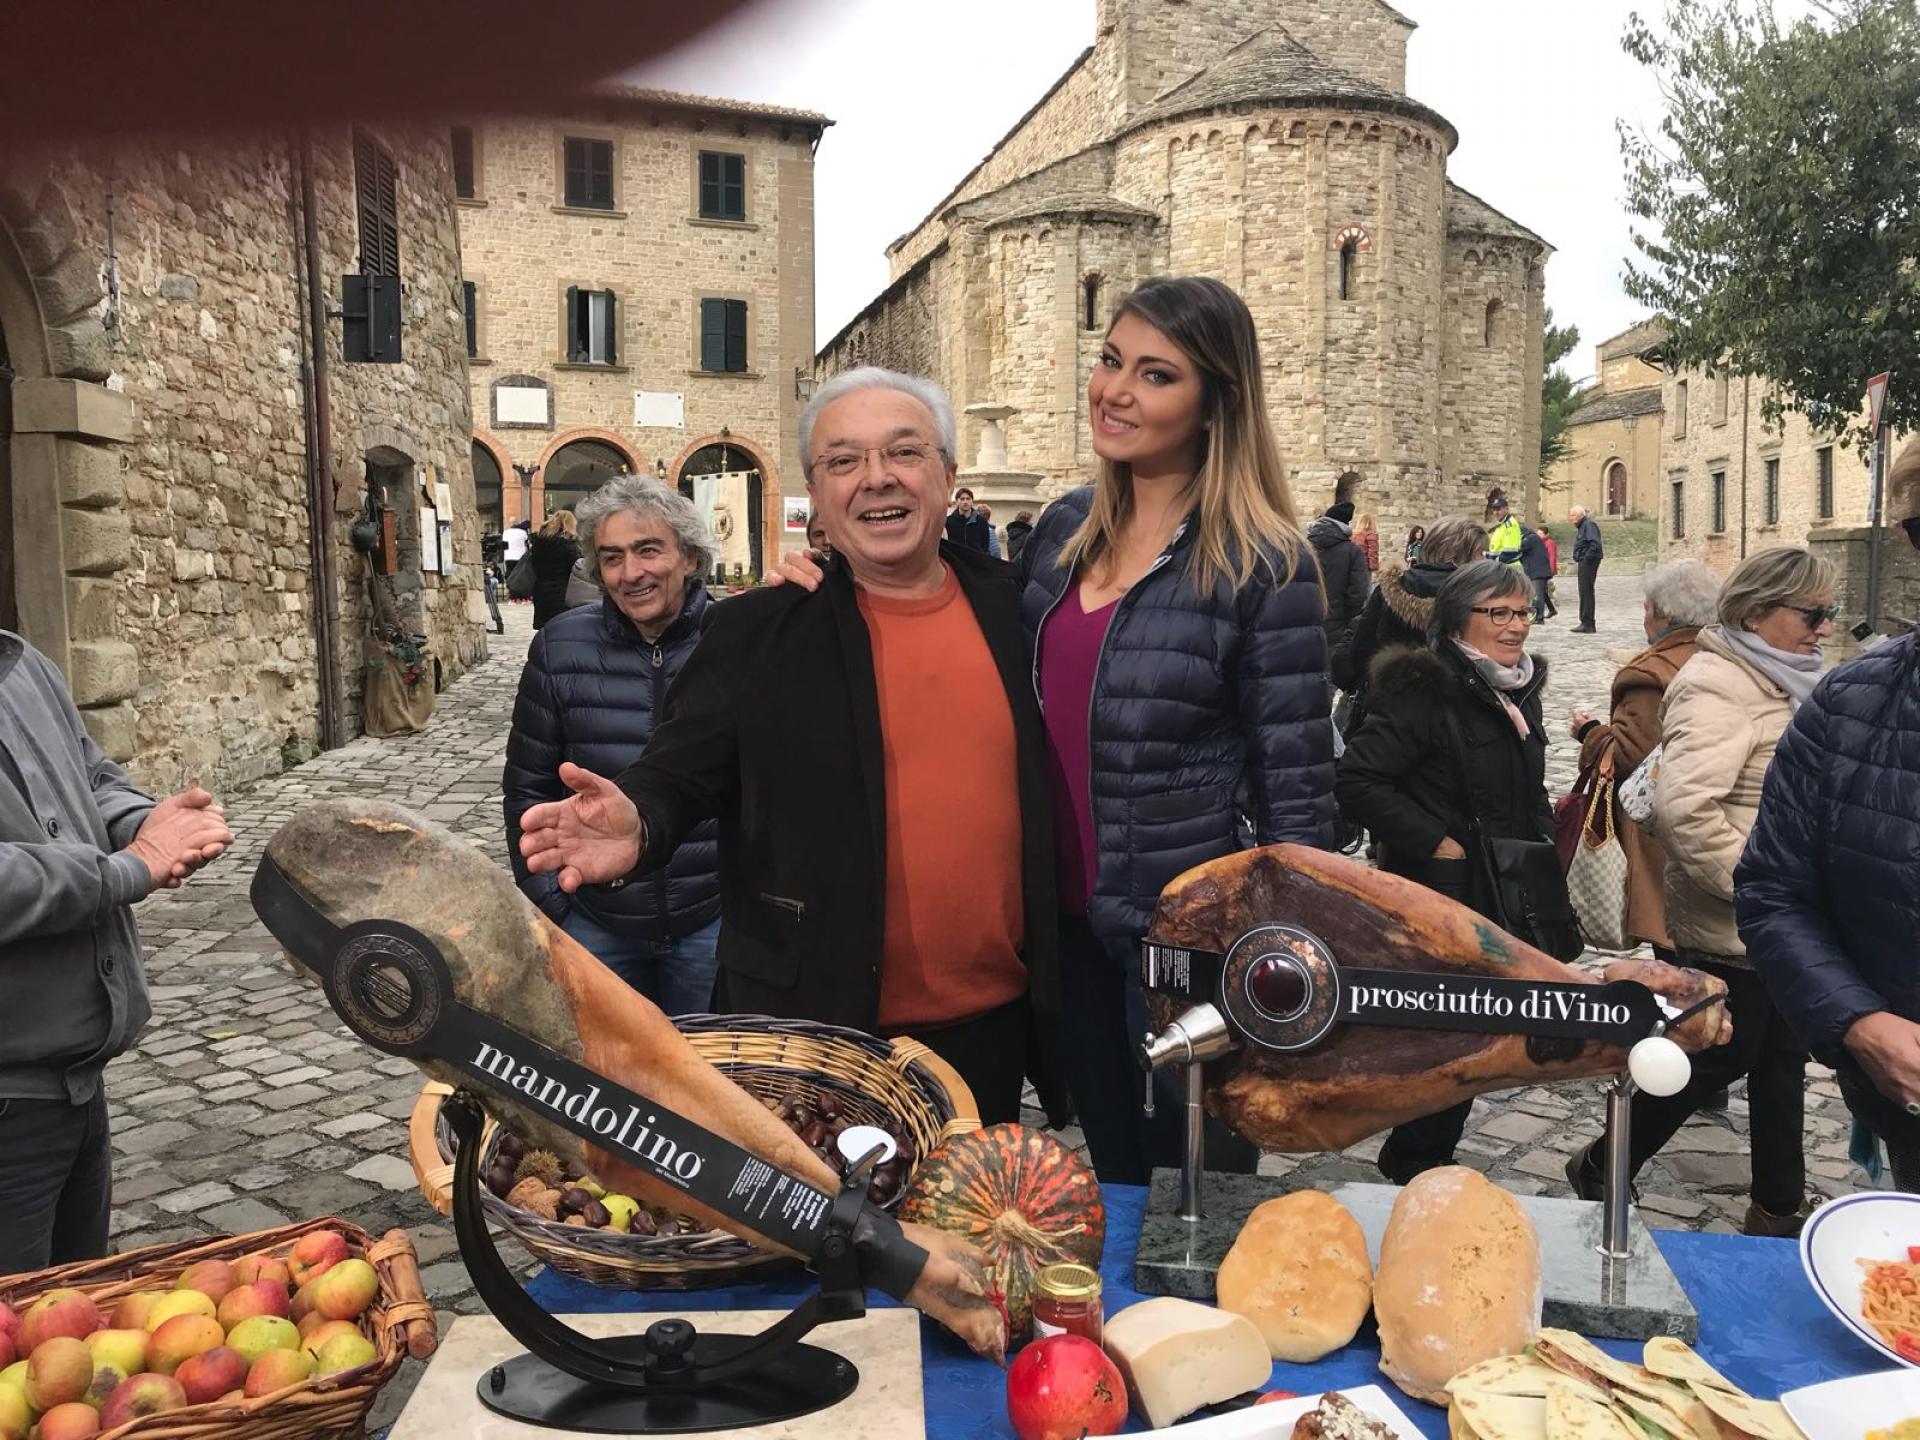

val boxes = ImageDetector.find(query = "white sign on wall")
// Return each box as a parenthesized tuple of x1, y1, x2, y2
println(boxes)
(497, 386, 551, 426)
(634, 390, 686, 429)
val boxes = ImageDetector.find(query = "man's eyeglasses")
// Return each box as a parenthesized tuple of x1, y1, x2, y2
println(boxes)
(1902, 515, 1920, 550)
(1784, 604, 1840, 628)
(1468, 605, 1535, 627)
(812, 441, 940, 480)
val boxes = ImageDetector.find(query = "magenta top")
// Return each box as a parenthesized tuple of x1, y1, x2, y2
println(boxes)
(1039, 582, 1118, 917)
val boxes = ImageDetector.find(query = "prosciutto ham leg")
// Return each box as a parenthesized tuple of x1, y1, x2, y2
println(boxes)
(1148, 845, 1733, 1152)
(261, 799, 1006, 1361)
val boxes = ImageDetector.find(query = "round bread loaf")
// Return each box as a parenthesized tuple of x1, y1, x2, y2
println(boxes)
(1373, 1166, 1542, 1405)
(1215, 1190, 1372, 1361)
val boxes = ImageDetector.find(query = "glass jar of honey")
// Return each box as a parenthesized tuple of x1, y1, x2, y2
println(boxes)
(1031, 1262, 1104, 1345)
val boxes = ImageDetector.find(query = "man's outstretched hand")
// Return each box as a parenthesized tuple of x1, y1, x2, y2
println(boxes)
(519, 762, 643, 892)
(129, 787, 234, 890)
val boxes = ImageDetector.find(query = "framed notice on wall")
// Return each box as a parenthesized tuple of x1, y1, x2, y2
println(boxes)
(438, 518, 455, 576)
(782, 496, 811, 534)
(419, 507, 440, 572)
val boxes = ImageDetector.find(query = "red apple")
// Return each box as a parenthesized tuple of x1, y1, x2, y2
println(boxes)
(17, 1292, 100, 1352)
(307, 1259, 378, 1322)
(98, 1373, 187, 1427)
(217, 1280, 289, 1331)
(174, 1346, 248, 1405)
(29, 1401, 99, 1439)
(25, 1337, 93, 1411)
(107, 1293, 165, 1332)
(147, 1314, 223, 1376)
(233, 1256, 291, 1290)
(0, 1303, 17, 1345)
(242, 1347, 314, 1398)
(173, 1260, 236, 1305)
(1004, 1335, 1127, 1440)
(286, 1231, 349, 1287)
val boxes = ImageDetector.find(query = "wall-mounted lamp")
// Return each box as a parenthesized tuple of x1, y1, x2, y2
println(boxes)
(795, 367, 817, 403)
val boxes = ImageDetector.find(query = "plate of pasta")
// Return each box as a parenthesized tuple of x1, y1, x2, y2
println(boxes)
(1802, 1192, 1920, 1367)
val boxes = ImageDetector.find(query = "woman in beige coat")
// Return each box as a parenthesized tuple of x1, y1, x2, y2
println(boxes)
(1568, 561, 1721, 952)
(1568, 547, 1836, 1236)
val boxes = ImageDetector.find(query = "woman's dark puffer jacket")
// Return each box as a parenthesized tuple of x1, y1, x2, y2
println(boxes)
(1738, 631, 1920, 1128)
(1335, 641, 1555, 923)
(1019, 486, 1335, 943)
(528, 531, 583, 630)
(504, 587, 721, 937)
(1330, 559, 1455, 731)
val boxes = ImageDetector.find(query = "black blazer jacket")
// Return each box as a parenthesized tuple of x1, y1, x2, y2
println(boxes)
(613, 542, 1070, 1123)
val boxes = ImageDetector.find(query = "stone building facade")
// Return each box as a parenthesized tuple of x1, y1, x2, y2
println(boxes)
(1657, 363, 1894, 576)
(1, 129, 485, 792)
(456, 88, 828, 580)
(816, 0, 1550, 529)
(1547, 320, 1666, 521)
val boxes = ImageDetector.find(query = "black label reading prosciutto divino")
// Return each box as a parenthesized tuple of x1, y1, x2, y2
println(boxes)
(1339, 970, 1662, 1044)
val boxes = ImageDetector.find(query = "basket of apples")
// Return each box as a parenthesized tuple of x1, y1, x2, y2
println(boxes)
(0, 1217, 434, 1440)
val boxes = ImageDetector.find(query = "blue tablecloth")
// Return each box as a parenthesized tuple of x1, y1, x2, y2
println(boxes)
(524, 1184, 1890, 1437)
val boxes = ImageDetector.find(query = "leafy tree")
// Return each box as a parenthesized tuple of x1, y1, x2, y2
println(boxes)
(1539, 308, 1584, 479)
(1620, 0, 1920, 452)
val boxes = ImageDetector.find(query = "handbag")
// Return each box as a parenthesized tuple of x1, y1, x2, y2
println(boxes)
(1618, 742, 1664, 826)
(1441, 708, 1586, 962)
(1552, 756, 1599, 870)
(506, 552, 537, 600)
(1564, 775, 1631, 950)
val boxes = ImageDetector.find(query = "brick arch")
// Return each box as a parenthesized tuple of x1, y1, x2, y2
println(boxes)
(470, 429, 517, 526)
(535, 426, 642, 477)
(669, 432, 783, 574)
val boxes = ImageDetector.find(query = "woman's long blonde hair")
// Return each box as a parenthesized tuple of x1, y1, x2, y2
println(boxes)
(1059, 276, 1305, 594)
(539, 509, 578, 539)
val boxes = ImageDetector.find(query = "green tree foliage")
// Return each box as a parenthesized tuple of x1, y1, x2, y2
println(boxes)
(1539, 308, 1584, 478)
(1620, 0, 1920, 451)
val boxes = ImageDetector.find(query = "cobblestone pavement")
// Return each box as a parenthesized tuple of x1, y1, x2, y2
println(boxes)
(99, 572, 1861, 1426)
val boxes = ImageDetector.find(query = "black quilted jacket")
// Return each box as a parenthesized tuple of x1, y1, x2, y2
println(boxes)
(1738, 631, 1920, 1117)
(503, 588, 721, 938)
(1019, 487, 1335, 943)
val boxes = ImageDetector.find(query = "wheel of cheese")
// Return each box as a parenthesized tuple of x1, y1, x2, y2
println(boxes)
(1215, 1190, 1372, 1361)
(1373, 1166, 1542, 1405)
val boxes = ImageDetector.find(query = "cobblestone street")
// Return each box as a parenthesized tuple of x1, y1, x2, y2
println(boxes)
(104, 570, 1862, 1425)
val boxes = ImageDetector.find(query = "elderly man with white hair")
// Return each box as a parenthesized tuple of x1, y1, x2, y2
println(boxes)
(1569, 503, 1605, 632)
(517, 367, 1069, 1128)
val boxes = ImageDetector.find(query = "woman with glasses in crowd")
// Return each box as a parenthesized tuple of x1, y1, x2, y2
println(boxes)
(1334, 558, 1570, 1182)
(1569, 546, 1836, 1236)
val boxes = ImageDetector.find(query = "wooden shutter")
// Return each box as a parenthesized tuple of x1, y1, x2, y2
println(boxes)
(699, 151, 721, 217)
(723, 154, 744, 219)
(462, 281, 477, 358)
(451, 127, 475, 199)
(353, 129, 400, 276)
(700, 298, 726, 372)
(565, 285, 580, 361)
(725, 300, 747, 372)
(564, 138, 586, 207)
(603, 291, 617, 364)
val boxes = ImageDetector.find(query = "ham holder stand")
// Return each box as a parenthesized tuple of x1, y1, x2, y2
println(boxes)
(252, 854, 915, 1436)
(1133, 923, 1722, 1341)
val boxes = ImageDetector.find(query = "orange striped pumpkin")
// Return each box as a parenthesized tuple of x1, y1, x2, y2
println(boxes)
(899, 1124, 1105, 1343)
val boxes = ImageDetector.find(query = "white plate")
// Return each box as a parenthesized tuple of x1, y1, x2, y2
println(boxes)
(1783, 1369, 1920, 1440)
(1156, 1384, 1426, 1439)
(1800, 1191, 1920, 1368)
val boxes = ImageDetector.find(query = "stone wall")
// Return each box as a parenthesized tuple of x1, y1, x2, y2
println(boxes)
(1806, 527, 1920, 661)
(1, 129, 481, 793)
(458, 104, 820, 557)
(1658, 364, 1897, 572)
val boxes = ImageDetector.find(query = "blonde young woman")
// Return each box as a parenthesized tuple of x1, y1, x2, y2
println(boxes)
(528, 508, 582, 631)
(1017, 275, 1333, 1183)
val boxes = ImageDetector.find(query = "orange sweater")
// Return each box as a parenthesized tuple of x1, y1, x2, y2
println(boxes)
(856, 569, 1027, 1032)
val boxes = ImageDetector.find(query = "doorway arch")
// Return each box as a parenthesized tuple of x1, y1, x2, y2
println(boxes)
(542, 435, 633, 516)
(678, 438, 767, 580)
(1604, 460, 1628, 517)
(470, 435, 509, 537)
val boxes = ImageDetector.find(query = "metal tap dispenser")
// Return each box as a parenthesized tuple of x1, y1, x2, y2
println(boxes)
(1138, 1003, 1235, 1223)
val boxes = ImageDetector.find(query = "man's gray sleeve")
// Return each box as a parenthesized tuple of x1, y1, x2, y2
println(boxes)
(0, 840, 150, 945)
(88, 736, 158, 851)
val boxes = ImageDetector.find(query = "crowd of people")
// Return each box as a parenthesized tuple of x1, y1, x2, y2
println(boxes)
(6, 270, 1920, 1277)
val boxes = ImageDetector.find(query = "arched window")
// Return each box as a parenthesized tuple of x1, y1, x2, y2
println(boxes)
(1484, 298, 1502, 347)
(1083, 273, 1103, 332)
(544, 438, 628, 515)
(1338, 240, 1357, 302)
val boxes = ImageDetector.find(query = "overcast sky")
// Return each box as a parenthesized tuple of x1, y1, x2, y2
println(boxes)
(634, 0, 1810, 385)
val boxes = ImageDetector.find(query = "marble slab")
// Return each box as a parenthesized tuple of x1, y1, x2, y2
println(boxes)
(390, 1309, 924, 1440)
(1135, 1169, 1698, 1342)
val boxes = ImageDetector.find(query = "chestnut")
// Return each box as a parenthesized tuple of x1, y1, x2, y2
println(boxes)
(630, 1210, 658, 1236)
(581, 1200, 611, 1228)
(558, 1186, 593, 1216)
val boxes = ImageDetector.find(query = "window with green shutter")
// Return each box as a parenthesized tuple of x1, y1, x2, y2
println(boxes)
(563, 137, 614, 209)
(700, 298, 748, 372)
(698, 151, 746, 220)
(462, 281, 477, 358)
(564, 286, 618, 365)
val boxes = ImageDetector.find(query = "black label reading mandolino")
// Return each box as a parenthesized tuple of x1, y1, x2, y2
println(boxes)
(446, 1009, 834, 1261)
(1341, 970, 1662, 1044)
